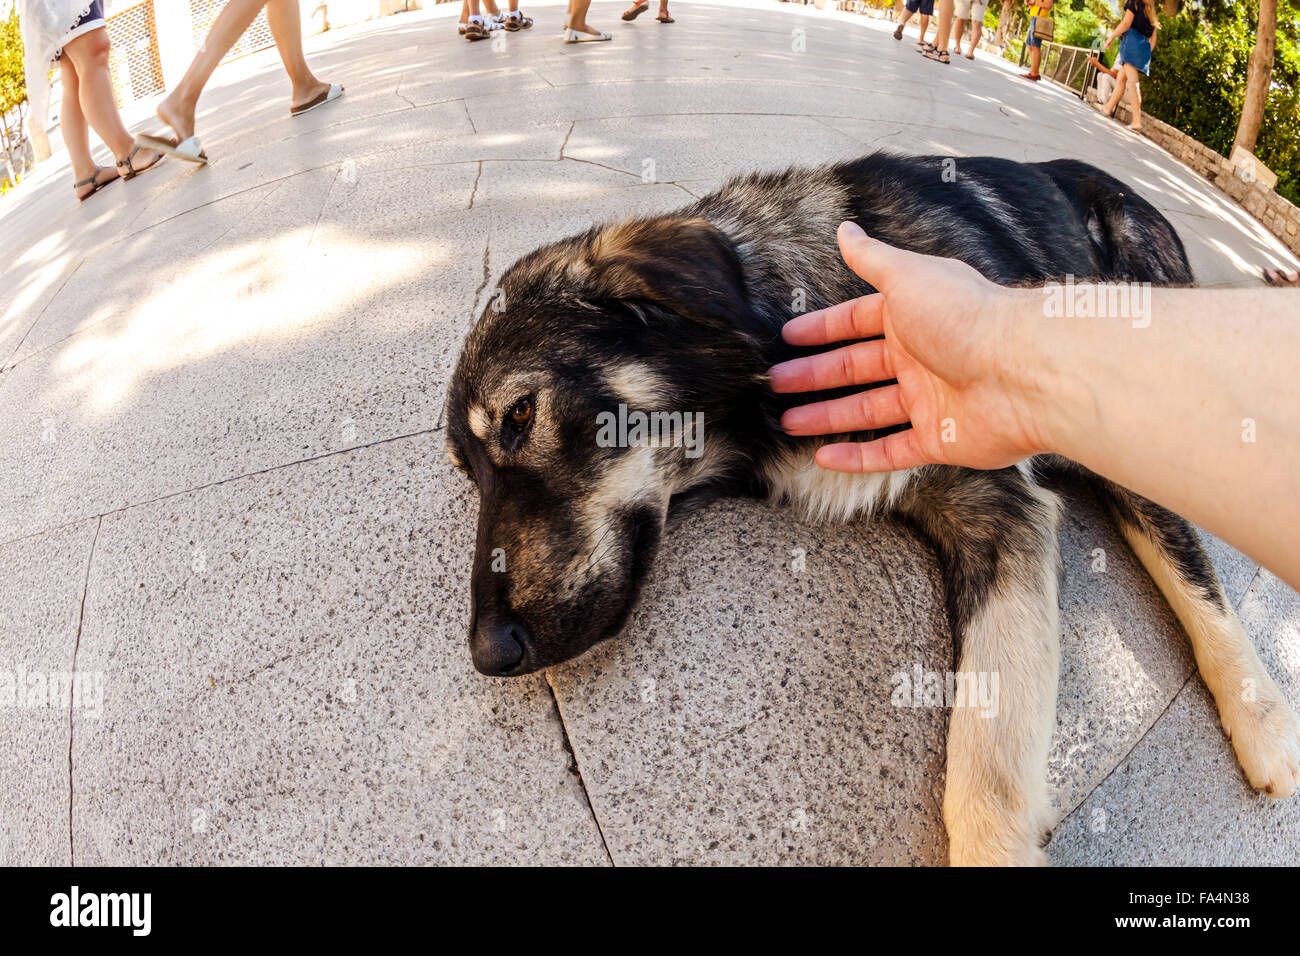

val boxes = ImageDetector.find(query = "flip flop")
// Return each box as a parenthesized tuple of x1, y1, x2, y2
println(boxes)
(134, 132, 207, 164)
(656, 14, 674, 21)
(622, 1, 648, 19)
(115, 144, 167, 180)
(73, 165, 118, 202)
(290, 83, 344, 117)
(564, 28, 612, 42)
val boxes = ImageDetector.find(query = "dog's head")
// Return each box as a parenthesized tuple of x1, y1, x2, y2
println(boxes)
(446, 216, 775, 675)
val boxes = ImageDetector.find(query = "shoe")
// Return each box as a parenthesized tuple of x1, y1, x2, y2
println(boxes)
(465, 20, 489, 40)
(504, 11, 533, 30)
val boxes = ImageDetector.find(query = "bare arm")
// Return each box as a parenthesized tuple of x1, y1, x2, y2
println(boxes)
(769, 223, 1300, 589)
(1106, 9, 1134, 45)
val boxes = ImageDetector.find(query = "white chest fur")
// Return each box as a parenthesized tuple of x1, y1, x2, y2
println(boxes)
(763, 445, 914, 523)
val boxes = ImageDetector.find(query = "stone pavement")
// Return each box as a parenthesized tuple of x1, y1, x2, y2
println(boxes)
(1, 1, 1297, 865)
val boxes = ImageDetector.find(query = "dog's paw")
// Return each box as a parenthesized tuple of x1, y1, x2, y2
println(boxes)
(949, 838, 1049, 867)
(1220, 688, 1300, 799)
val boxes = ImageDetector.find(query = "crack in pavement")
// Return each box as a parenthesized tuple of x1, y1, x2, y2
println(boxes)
(544, 672, 615, 866)
(67, 515, 103, 866)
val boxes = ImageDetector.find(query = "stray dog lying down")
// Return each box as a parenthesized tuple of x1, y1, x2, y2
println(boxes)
(446, 152, 1300, 865)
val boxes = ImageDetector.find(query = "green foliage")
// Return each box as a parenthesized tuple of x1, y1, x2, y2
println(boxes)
(1142, 3, 1300, 204)
(0, 5, 24, 119)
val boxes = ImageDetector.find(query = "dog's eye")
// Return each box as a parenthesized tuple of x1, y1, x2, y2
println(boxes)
(508, 397, 533, 428)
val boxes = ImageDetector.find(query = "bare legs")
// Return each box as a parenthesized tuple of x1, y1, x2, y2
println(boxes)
(566, 0, 600, 34)
(955, 18, 980, 57)
(1123, 63, 1142, 130)
(61, 29, 160, 189)
(1101, 67, 1128, 115)
(1098, 63, 1140, 128)
(931, 0, 953, 54)
(266, 0, 329, 106)
(157, 0, 329, 141)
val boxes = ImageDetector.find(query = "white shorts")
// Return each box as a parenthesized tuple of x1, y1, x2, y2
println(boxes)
(954, 0, 988, 21)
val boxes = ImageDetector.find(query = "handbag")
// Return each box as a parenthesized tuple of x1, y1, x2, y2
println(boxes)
(1033, 14, 1055, 42)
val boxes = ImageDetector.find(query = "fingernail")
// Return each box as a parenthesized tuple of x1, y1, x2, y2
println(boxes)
(839, 220, 866, 241)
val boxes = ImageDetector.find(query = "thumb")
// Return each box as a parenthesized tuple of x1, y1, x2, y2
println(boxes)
(837, 221, 903, 294)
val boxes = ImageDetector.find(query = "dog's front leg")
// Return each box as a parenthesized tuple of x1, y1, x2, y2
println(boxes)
(896, 467, 1063, 866)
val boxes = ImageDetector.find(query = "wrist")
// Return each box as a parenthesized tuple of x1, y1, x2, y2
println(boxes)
(987, 287, 1091, 460)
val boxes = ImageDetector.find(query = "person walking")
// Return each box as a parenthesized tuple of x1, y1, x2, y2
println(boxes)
(18, 0, 164, 200)
(621, 0, 674, 24)
(1095, 0, 1159, 132)
(1020, 0, 1054, 81)
(563, 0, 611, 41)
(952, 0, 987, 59)
(135, 0, 343, 163)
(892, 0, 934, 51)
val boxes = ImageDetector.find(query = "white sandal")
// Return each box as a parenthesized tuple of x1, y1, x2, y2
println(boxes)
(564, 27, 612, 42)
(133, 132, 207, 164)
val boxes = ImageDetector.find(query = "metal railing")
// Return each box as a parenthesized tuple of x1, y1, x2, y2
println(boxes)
(1020, 38, 1099, 100)
(105, 0, 165, 105)
(188, 0, 276, 64)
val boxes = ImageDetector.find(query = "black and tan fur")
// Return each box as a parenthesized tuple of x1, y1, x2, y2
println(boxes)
(446, 153, 1300, 865)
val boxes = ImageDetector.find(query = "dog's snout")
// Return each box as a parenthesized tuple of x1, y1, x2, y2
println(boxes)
(469, 614, 531, 676)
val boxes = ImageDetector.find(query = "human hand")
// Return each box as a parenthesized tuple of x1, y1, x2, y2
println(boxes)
(768, 222, 1048, 473)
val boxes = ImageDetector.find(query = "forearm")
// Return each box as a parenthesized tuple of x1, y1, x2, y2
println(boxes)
(1006, 287, 1300, 588)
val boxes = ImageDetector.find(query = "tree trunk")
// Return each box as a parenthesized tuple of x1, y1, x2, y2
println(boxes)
(1233, 0, 1277, 155)
(996, 0, 1018, 45)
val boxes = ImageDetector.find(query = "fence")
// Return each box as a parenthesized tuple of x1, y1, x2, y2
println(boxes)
(102, 0, 278, 108)
(1020, 38, 1098, 99)
(104, 0, 166, 105)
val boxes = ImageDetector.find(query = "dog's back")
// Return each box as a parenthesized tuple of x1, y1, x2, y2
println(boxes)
(681, 153, 1192, 341)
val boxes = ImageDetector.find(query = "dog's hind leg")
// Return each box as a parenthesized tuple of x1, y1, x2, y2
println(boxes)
(893, 465, 1063, 866)
(1085, 475, 1300, 799)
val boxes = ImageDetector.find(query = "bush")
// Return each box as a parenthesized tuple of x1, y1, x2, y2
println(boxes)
(1142, 6, 1300, 204)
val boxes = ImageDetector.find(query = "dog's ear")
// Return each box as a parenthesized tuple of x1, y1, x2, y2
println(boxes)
(572, 217, 750, 328)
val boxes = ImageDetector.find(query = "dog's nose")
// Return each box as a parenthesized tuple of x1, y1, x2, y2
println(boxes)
(469, 615, 530, 676)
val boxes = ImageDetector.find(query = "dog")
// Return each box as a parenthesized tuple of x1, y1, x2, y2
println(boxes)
(446, 152, 1300, 865)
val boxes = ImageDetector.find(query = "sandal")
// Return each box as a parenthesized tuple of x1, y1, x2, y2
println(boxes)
(622, 1, 648, 19)
(465, 20, 489, 40)
(1262, 267, 1300, 287)
(563, 28, 612, 42)
(73, 165, 118, 202)
(115, 144, 164, 181)
(922, 47, 949, 63)
(134, 132, 207, 164)
(1093, 102, 1115, 118)
(656, 13, 674, 21)
(504, 12, 532, 30)
(893, 24, 904, 40)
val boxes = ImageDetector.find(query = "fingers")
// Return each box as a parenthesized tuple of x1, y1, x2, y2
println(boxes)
(780, 222, 905, 347)
(768, 338, 894, 393)
(780, 384, 909, 436)
(781, 292, 885, 347)
(814, 429, 929, 474)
